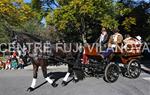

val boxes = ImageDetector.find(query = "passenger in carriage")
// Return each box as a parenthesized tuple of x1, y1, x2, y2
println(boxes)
(82, 27, 109, 64)
(108, 28, 123, 48)
(100, 28, 123, 59)
(98, 27, 109, 51)
(123, 34, 142, 54)
(123, 34, 142, 45)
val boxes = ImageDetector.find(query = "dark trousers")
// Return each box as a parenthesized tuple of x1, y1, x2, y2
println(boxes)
(18, 64, 24, 69)
(101, 48, 114, 58)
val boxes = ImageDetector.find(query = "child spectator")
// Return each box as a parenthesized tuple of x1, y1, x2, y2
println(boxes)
(12, 50, 17, 58)
(11, 56, 18, 70)
(5, 59, 11, 70)
(18, 58, 24, 69)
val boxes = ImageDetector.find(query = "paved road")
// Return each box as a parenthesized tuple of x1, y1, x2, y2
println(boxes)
(0, 68, 150, 95)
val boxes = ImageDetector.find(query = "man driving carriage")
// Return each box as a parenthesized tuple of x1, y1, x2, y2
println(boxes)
(82, 28, 123, 64)
(99, 28, 123, 60)
(98, 27, 109, 51)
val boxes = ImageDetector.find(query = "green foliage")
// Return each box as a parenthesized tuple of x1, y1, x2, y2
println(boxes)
(122, 17, 136, 32)
(46, 0, 136, 42)
(0, 0, 38, 43)
(0, 0, 149, 43)
(19, 20, 60, 42)
(101, 15, 119, 30)
(0, 28, 10, 43)
(56, 0, 72, 6)
(31, 0, 41, 11)
(123, 1, 150, 40)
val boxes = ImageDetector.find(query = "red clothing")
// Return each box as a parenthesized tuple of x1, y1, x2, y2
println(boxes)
(13, 51, 17, 57)
(83, 54, 89, 64)
(82, 50, 89, 64)
(6, 60, 11, 64)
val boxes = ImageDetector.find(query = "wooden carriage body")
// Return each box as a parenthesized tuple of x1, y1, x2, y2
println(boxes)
(82, 38, 143, 65)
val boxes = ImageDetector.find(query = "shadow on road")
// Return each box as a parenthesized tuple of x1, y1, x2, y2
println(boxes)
(48, 72, 75, 86)
(31, 72, 75, 91)
(34, 81, 48, 91)
(47, 72, 67, 82)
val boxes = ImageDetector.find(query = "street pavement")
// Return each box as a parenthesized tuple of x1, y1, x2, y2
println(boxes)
(0, 66, 150, 95)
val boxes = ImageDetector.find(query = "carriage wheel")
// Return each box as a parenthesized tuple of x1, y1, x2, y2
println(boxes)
(127, 59, 141, 79)
(104, 63, 119, 83)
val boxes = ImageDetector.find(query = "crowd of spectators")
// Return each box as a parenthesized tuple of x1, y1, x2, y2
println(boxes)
(0, 51, 25, 70)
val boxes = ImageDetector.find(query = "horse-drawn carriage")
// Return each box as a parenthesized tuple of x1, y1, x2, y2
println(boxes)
(80, 39, 142, 83)
(26, 34, 143, 91)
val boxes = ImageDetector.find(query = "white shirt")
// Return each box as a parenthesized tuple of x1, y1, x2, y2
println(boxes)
(99, 34, 105, 44)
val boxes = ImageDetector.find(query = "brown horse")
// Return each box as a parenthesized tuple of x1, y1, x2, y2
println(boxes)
(13, 33, 84, 91)
(27, 42, 84, 92)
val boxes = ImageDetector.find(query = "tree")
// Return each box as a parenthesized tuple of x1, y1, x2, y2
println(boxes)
(0, 0, 38, 42)
(46, 0, 135, 42)
(118, 0, 150, 41)
(130, 1, 150, 41)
